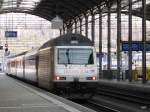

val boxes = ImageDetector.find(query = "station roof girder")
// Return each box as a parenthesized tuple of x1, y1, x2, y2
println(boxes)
(33, 0, 105, 22)
(132, 3, 150, 21)
(0, 0, 149, 24)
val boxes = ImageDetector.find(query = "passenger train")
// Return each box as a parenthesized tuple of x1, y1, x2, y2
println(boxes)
(5, 34, 98, 99)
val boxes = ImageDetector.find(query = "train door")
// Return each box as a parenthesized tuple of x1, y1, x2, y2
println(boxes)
(35, 55, 39, 85)
(38, 48, 51, 90)
(23, 56, 25, 79)
(49, 47, 54, 85)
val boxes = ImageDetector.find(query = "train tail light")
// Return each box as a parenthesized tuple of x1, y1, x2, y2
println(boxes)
(87, 76, 97, 80)
(55, 76, 66, 80)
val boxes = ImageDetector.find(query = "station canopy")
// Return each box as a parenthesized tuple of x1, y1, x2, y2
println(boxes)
(0, 0, 150, 23)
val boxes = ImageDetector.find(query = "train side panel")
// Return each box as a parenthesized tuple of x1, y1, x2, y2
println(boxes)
(37, 47, 54, 90)
(24, 55, 37, 83)
(5, 60, 11, 75)
(16, 56, 24, 79)
(11, 59, 17, 76)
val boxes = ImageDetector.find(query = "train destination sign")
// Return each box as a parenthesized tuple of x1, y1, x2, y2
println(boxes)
(122, 41, 150, 51)
(5, 31, 17, 38)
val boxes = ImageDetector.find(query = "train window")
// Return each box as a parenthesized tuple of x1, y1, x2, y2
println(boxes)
(11, 61, 15, 67)
(58, 48, 94, 65)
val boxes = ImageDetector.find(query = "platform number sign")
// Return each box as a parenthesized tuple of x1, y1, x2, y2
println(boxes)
(5, 31, 17, 38)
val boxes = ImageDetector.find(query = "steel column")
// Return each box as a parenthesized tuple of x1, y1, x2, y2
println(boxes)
(142, 0, 147, 83)
(107, 6, 111, 71)
(60, 29, 62, 36)
(99, 7, 102, 78)
(117, 0, 121, 81)
(75, 20, 77, 33)
(128, 0, 132, 82)
(79, 18, 82, 35)
(67, 26, 71, 34)
(85, 16, 88, 38)
(91, 13, 95, 44)
(63, 25, 65, 34)
(70, 25, 73, 33)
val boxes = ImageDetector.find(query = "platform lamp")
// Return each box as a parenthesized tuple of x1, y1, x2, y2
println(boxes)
(4, 43, 10, 56)
(51, 1, 63, 30)
(5, 43, 8, 52)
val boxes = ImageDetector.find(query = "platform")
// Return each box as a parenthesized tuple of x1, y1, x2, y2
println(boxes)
(0, 73, 95, 112)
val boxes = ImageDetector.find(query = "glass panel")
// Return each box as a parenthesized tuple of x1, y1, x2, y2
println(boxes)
(58, 48, 94, 65)
(1, 0, 41, 10)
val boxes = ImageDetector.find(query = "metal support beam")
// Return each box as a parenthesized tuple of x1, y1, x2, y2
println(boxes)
(117, 0, 121, 81)
(75, 20, 77, 33)
(17, 0, 23, 7)
(70, 25, 73, 33)
(85, 16, 88, 38)
(107, 6, 111, 71)
(79, 18, 82, 35)
(99, 7, 103, 78)
(67, 27, 71, 34)
(91, 12, 95, 44)
(66, 21, 72, 34)
(142, 0, 147, 83)
(63, 24, 65, 34)
(128, 0, 132, 82)
(60, 29, 62, 36)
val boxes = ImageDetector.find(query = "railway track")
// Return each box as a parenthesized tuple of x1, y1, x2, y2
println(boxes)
(73, 85, 150, 112)
(87, 100, 120, 112)
(71, 99, 121, 112)
(93, 85, 150, 112)
(97, 87, 150, 108)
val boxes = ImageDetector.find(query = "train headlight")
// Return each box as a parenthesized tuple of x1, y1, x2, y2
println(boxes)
(55, 76, 66, 80)
(92, 76, 96, 80)
(86, 76, 97, 80)
(56, 76, 60, 80)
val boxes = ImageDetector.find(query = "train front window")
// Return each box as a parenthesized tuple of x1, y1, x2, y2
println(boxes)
(58, 48, 94, 65)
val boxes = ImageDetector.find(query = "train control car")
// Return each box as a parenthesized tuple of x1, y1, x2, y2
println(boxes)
(5, 34, 98, 99)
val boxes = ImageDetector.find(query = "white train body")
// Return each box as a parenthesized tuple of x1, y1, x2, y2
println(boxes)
(54, 46, 98, 82)
(5, 34, 98, 99)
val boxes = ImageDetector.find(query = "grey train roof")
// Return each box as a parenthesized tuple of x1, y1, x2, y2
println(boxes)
(7, 34, 93, 58)
(40, 34, 94, 49)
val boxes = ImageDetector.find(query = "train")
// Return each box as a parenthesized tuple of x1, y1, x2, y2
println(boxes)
(5, 34, 98, 99)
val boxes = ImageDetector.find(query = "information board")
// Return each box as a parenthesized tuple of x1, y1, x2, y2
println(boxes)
(122, 41, 141, 51)
(5, 31, 17, 38)
(122, 41, 150, 51)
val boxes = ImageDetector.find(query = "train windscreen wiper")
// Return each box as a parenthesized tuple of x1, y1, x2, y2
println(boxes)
(66, 49, 70, 65)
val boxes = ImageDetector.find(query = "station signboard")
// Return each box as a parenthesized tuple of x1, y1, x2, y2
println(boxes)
(122, 41, 141, 51)
(5, 31, 17, 38)
(122, 41, 150, 51)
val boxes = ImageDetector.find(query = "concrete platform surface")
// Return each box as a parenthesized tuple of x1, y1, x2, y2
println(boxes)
(0, 73, 95, 112)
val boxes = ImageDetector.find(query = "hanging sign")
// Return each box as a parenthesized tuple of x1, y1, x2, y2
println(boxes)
(122, 41, 150, 51)
(5, 31, 17, 38)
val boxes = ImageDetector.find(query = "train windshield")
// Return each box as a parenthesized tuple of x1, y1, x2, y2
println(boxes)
(58, 48, 94, 65)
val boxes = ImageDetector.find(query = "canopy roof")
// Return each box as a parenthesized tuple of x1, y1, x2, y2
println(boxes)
(0, 0, 150, 23)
